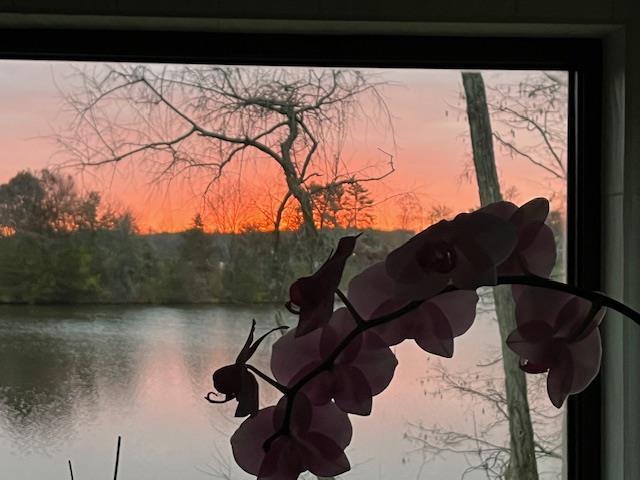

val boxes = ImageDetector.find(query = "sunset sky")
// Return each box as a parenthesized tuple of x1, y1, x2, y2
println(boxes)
(0, 61, 567, 233)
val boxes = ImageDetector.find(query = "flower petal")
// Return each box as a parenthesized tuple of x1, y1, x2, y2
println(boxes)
(333, 365, 373, 415)
(566, 328, 602, 394)
(428, 290, 479, 337)
(413, 309, 455, 358)
(514, 287, 574, 330)
(452, 211, 518, 275)
(271, 327, 321, 387)
(258, 437, 304, 480)
(290, 235, 359, 337)
(506, 325, 555, 364)
(478, 200, 518, 220)
(510, 197, 549, 227)
(547, 348, 574, 408)
(308, 400, 353, 450)
(298, 432, 351, 477)
(347, 262, 395, 319)
(518, 223, 557, 277)
(351, 331, 398, 395)
(231, 406, 277, 475)
(235, 370, 259, 417)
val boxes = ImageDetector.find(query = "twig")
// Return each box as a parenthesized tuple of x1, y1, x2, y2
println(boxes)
(68, 460, 74, 480)
(113, 436, 121, 480)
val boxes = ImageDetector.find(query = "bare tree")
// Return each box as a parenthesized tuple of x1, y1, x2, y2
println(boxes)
(410, 72, 567, 479)
(488, 72, 567, 183)
(204, 175, 259, 233)
(54, 65, 395, 239)
(395, 192, 425, 232)
(427, 203, 453, 225)
(406, 360, 563, 480)
(463, 72, 539, 479)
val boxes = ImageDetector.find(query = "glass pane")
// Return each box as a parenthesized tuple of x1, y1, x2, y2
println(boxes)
(0, 62, 567, 479)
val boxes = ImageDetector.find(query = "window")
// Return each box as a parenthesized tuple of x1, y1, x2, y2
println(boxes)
(0, 32, 602, 479)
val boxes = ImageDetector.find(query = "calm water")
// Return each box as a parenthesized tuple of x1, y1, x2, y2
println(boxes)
(0, 304, 561, 479)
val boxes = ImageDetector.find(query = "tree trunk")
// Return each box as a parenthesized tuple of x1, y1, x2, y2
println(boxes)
(462, 72, 539, 480)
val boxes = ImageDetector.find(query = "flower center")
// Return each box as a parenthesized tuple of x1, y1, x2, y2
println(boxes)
(417, 241, 457, 273)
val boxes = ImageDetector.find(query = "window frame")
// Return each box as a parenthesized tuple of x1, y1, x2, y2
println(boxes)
(0, 29, 603, 479)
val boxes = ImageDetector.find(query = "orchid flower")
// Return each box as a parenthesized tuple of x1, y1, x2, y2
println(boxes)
(287, 235, 359, 337)
(348, 262, 478, 357)
(385, 209, 517, 301)
(231, 394, 352, 479)
(206, 320, 287, 417)
(506, 286, 605, 407)
(271, 308, 397, 415)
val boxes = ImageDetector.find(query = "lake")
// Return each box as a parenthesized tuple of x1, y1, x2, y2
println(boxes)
(0, 304, 563, 479)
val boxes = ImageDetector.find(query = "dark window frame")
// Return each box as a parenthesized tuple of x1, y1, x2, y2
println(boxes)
(0, 29, 603, 479)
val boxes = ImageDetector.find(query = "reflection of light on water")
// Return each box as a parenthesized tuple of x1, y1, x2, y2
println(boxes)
(0, 306, 563, 479)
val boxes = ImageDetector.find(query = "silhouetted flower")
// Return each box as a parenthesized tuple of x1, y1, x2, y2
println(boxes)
(271, 308, 397, 415)
(231, 394, 352, 480)
(481, 198, 557, 277)
(385, 207, 517, 301)
(348, 262, 478, 356)
(287, 235, 359, 337)
(207, 320, 287, 417)
(506, 287, 605, 407)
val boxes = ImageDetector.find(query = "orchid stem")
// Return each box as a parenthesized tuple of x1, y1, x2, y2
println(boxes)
(336, 289, 366, 326)
(245, 364, 290, 394)
(497, 275, 640, 328)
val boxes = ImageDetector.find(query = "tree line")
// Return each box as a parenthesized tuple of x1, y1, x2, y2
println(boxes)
(0, 169, 409, 304)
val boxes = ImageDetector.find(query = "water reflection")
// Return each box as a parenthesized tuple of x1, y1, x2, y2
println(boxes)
(0, 305, 286, 478)
(0, 305, 561, 479)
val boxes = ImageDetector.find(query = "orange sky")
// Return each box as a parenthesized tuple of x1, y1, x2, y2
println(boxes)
(0, 62, 567, 233)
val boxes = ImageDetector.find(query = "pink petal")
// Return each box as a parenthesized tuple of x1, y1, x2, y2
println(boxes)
(428, 290, 479, 336)
(373, 291, 477, 348)
(298, 432, 351, 477)
(291, 236, 359, 337)
(274, 394, 313, 435)
(212, 364, 243, 396)
(392, 271, 450, 302)
(450, 250, 498, 289)
(516, 223, 557, 277)
(319, 308, 361, 362)
(235, 370, 259, 417)
(371, 312, 415, 346)
(520, 360, 550, 374)
(565, 328, 602, 394)
(385, 222, 453, 299)
(413, 310, 455, 357)
(573, 307, 606, 342)
(554, 296, 591, 338)
(231, 406, 277, 475)
(510, 197, 549, 228)
(307, 400, 353, 450)
(258, 437, 304, 480)
(452, 211, 518, 271)
(271, 327, 322, 386)
(333, 365, 373, 415)
(514, 287, 575, 329)
(386, 221, 450, 281)
(547, 348, 574, 408)
(347, 262, 394, 319)
(350, 331, 398, 395)
(506, 326, 556, 364)
(478, 200, 518, 220)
